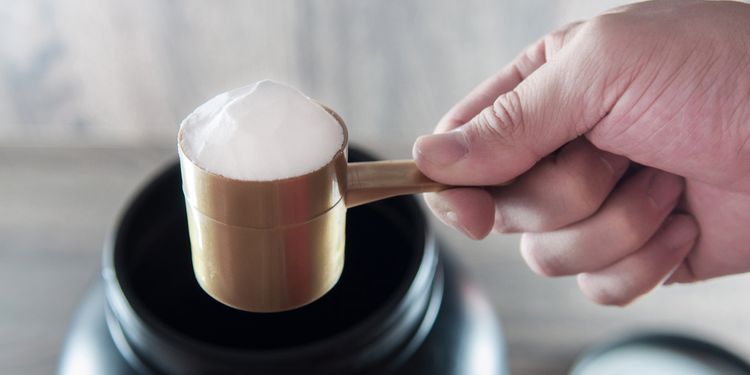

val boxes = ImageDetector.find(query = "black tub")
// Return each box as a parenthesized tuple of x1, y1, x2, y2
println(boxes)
(58, 148, 508, 374)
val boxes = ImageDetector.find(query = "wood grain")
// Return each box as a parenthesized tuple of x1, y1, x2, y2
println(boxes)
(0, 146, 175, 375)
(0, 0, 624, 157)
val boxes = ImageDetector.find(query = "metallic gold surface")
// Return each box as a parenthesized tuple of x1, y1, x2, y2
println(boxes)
(345, 159, 514, 208)
(178, 104, 505, 312)
(346, 160, 448, 208)
(178, 107, 348, 228)
(178, 105, 349, 312)
(185, 200, 346, 312)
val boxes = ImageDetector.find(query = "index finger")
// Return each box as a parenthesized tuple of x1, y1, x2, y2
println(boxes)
(436, 21, 583, 133)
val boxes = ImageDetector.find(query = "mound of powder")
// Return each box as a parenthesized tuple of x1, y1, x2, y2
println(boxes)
(179, 80, 344, 181)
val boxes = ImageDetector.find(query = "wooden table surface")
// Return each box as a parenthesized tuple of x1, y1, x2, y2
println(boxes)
(1, 145, 749, 375)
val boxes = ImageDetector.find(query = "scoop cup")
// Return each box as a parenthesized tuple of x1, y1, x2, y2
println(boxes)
(178, 106, 456, 312)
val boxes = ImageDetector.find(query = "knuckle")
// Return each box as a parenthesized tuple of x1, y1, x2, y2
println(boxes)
(577, 16, 626, 66)
(522, 218, 556, 233)
(521, 235, 567, 277)
(493, 90, 525, 135)
(575, 17, 643, 128)
(515, 41, 545, 77)
(583, 14, 621, 42)
(541, 20, 585, 60)
(578, 274, 631, 306)
(562, 173, 605, 218)
(589, 287, 629, 306)
(549, 151, 607, 221)
(546, 28, 568, 44)
(606, 209, 644, 250)
(544, 25, 575, 54)
(468, 91, 525, 145)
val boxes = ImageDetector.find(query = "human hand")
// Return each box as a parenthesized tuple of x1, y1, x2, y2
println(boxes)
(413, 0, 750, 305)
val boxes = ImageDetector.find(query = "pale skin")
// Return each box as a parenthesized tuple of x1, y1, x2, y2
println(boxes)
(413, 0, 750, 306)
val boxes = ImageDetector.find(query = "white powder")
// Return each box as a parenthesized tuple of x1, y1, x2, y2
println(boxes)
(179, 80, 344, 181)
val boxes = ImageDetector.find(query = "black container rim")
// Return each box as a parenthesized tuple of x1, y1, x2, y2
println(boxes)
(102, 148, 441, 370)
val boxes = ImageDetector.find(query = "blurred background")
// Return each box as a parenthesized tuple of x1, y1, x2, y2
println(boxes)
(0, 0, 623, 150)
(2, 1, 749, 374)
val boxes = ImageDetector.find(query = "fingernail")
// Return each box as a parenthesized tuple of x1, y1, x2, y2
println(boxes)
(493, 209, 508, 233)
(647, 172, 683, 210)
(414, 130, 469, 167)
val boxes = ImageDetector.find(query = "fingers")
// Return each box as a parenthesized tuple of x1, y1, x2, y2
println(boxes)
(577, 214, 698, 306)
(435, 21, 584, 133)
(414, 22, 625, 186)
(426, 137, 629, 239)
(424, 137, 629, 239)
(423, 188, 495, 240)
(521, 168, 684, 277)
(434, 42, 543, 133)
(664, 260, 698, 285)
(492, 137, 630, 233)
(665, 185, 750, 284)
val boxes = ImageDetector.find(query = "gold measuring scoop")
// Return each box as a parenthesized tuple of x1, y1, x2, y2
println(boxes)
(178, 106, 487, 312)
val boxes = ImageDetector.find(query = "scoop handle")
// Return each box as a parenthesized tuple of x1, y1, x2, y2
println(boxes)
(345, 160, 444, 208)
(345, 160, 513, 208)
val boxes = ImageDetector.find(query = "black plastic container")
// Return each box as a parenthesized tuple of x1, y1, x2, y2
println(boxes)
(58, 149, 508, 374)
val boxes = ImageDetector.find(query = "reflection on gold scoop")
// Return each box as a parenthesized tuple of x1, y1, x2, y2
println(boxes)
(178, 106, 502, 312)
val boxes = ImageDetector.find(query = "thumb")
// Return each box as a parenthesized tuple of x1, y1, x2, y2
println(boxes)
(413, 42, 620, 186)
